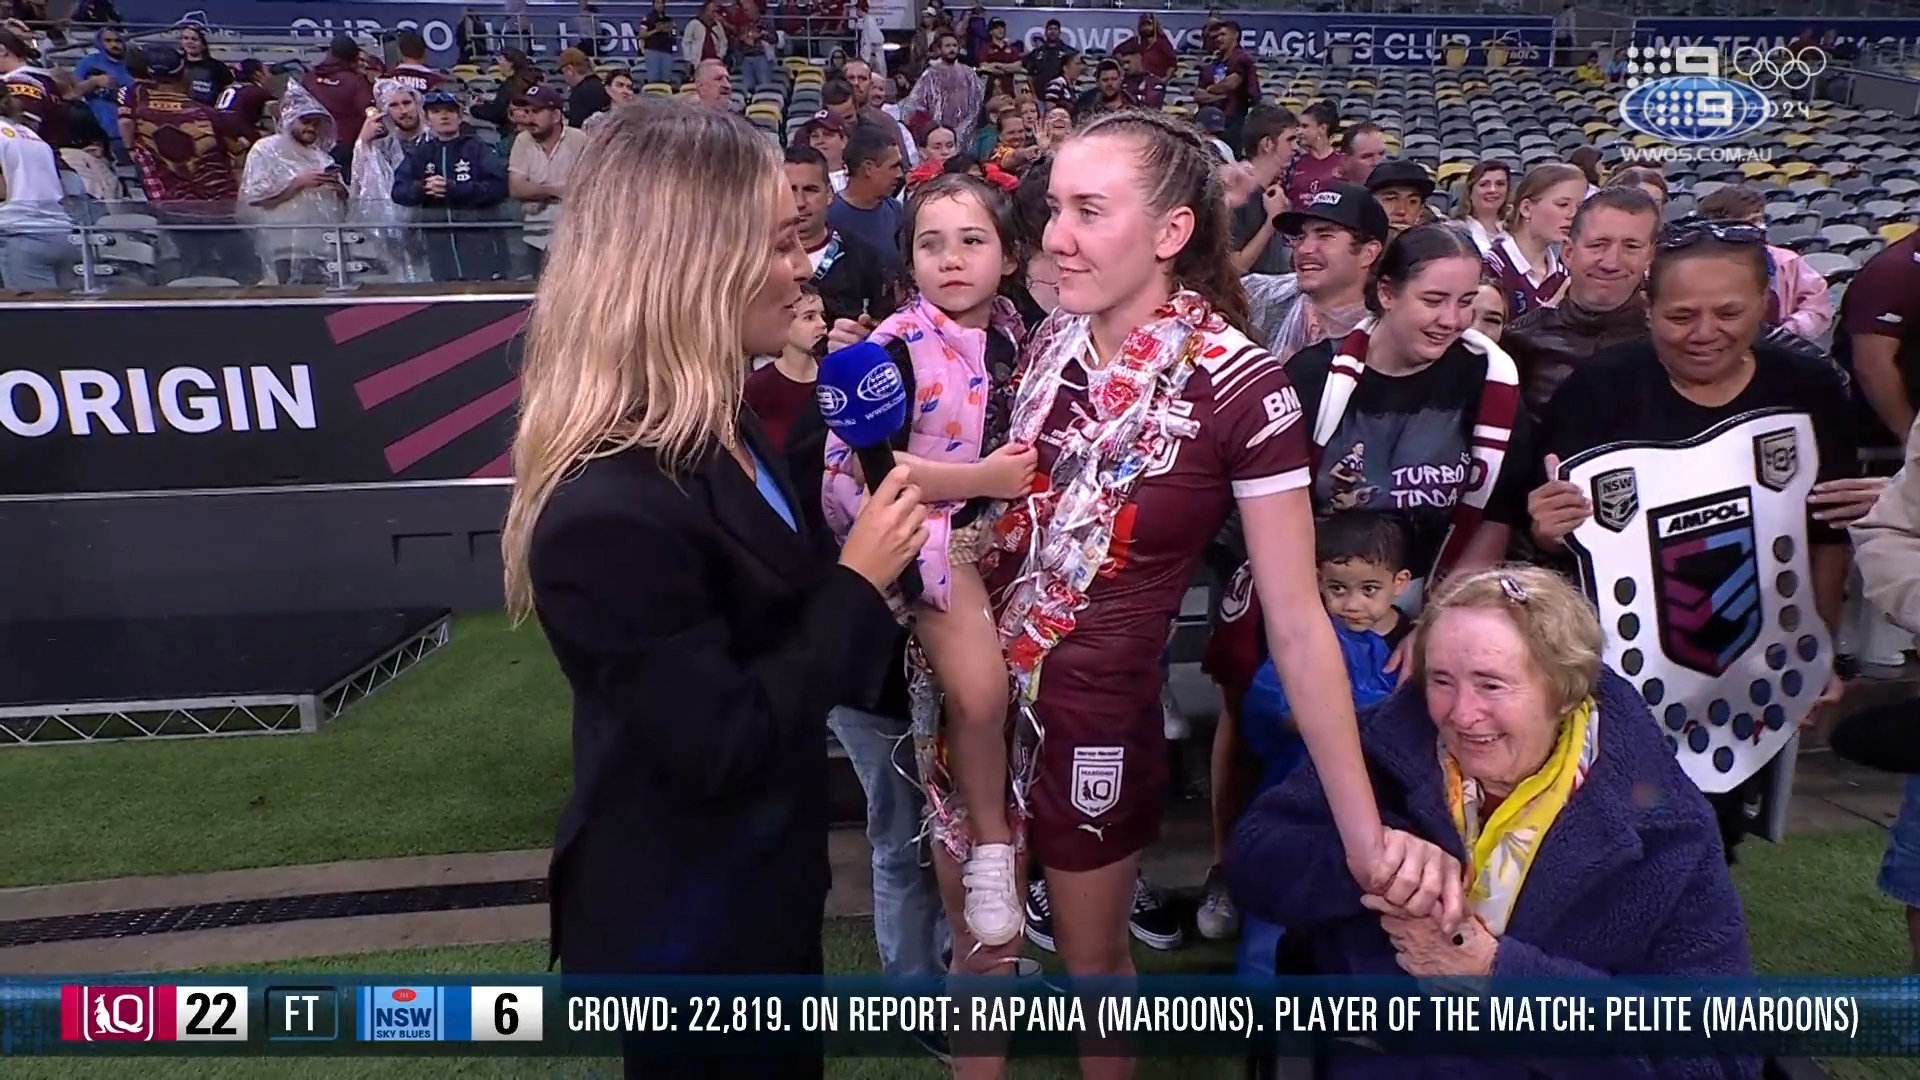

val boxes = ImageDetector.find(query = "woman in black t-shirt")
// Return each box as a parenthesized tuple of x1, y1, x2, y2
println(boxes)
(1528, 218, 1870, 859)
(1285, 224, 1534, 603)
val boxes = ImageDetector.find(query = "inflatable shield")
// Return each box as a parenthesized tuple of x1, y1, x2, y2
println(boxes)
(1561, 409, 1833, 794)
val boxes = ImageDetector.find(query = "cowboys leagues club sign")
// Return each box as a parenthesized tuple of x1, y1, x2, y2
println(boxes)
(119, 1, 1555, 67)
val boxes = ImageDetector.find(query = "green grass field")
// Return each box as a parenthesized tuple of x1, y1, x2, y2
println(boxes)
(0, 614, 569, 888)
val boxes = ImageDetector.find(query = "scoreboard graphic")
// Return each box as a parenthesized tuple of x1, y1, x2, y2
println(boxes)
(54, 984, 543, 1047)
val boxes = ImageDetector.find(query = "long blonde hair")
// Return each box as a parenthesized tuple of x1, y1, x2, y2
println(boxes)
(503, 100, 785, 620)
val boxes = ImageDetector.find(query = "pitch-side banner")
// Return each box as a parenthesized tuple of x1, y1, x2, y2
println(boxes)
(111, 2, 1554, 67)
(0, 296, 526, 497)
(1633, 17, 1920, 57)
(1560, 409, 1833, 795)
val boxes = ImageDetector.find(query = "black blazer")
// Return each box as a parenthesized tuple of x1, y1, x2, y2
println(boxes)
(531, 412, 900, 976)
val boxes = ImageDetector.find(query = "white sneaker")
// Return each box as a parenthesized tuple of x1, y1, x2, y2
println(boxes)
(961, 842, 1022, 946)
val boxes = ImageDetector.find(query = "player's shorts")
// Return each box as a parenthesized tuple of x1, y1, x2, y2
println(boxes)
(1026, 696, 1169, 873)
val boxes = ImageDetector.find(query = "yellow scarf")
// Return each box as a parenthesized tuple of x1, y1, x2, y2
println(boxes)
(1439, 697, 1598, 935)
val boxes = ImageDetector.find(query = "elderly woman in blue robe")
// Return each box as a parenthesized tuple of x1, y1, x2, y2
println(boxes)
(1230, 565, 1760, 1080)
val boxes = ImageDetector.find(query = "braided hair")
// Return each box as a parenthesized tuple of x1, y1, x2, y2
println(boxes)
(1065, 108, 1251, 334)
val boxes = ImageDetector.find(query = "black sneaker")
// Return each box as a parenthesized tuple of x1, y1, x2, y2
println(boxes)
(1024, 877, 1056, 952)
(1128, 875, 1184, 950)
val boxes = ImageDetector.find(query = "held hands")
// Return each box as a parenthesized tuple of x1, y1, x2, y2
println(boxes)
(424, 174, 449, 198)
(1351, 828, 1467, 930)
(1808, 477, 1889, 527)
(1363, 897, 1498, 977)
(1527, 453, 1591, 549)
(839, 465, 930, 593)
(980, 442, 1039, 500)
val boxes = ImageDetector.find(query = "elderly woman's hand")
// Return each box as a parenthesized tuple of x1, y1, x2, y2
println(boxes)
(1364, 897, 1498, 977)
(1808, 476, 1889, 528)
(1356, 828, 1466, 929)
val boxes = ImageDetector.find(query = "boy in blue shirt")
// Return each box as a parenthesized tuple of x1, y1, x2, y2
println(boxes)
(1234, 510, 1413, 974)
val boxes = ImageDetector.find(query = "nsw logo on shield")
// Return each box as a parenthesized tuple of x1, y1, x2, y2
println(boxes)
(1591, 467, 1639, 533)
(1649, 487, 1762, 678)
(1070, 746, 1124, 818)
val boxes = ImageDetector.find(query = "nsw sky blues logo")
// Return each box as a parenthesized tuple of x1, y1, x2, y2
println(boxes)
(358, 986, 446, 1042)
(1619, 45, 1775, 145)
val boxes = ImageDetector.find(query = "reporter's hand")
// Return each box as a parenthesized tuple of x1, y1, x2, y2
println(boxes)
(1527, 453, 1591, 549)
(981, 442, 1038, 499)
(839, 465, 929, 592)
(826, 317, 868, 351)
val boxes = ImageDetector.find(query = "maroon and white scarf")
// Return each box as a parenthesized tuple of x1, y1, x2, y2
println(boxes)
(1483, 234, 1567, 320)
(1310, 319, 1522, 579)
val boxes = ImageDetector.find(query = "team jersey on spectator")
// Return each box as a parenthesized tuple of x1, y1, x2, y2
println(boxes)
(1198, 46, 1258, 121)
(184, 57, 233, 105)
(130, 82, 242, 212)
(215, 81, 275, 131)
(1835, 231, 1920, 415)
(1122, 71, 1167, 109)
(1282, 148, 1345, 208)
(389, 63, 449, 95)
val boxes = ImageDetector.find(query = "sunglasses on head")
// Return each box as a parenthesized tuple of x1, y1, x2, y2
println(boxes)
(1659, 215, 1765, 250)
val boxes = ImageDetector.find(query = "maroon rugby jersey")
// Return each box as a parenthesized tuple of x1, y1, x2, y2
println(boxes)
(1483, 233, 1567, 321)
(389, 63, 450, 96)
(215, 81, 275, 131)
(5, 68, 64, 146)
(985, 319, 1311, 720)
(1283, 148, 1346, 209)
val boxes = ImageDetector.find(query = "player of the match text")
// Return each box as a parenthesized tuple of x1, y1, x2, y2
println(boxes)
(567, 994, 1860, 1038)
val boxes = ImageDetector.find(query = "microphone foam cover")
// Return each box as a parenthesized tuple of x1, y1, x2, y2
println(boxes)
(815, 340, 909, 450)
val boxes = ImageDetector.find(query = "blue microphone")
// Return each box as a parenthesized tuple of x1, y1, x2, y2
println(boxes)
(815, 341, 922, 602)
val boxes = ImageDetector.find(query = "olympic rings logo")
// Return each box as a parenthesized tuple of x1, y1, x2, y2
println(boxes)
(1729, 45, 1828, 92)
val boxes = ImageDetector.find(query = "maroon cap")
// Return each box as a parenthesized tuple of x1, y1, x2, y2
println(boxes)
(515, 84, 563, 110)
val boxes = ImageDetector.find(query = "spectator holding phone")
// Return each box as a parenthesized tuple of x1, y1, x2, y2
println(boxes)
(240, 79, 348, 284)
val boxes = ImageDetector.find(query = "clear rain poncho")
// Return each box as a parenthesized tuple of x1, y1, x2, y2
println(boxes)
(1243, 272, 1371, 363)
(349, 78, 431, 283)
(238, 78, 343, 284)
(903, 59, 984, 149)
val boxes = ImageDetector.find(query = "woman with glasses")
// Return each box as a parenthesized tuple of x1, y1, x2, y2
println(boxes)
(1524, 217, 1863, 861)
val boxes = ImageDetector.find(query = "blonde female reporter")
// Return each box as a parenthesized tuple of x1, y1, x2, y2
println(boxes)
(500, 99, 925, 1080)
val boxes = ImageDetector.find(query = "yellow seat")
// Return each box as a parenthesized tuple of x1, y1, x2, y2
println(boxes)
(1486, 44, 1510, 67)
(642, 82, 674, 96)
(1582, 120, 1612, 136)
(1631, 133, 1660, 148)
(1777, 160, 1815, 178)
(1882, 222, 1917, 243)
(449, 64, 482, 79)
(782, 56, 811, 73)
(1739, 161, 1775, 179)
(1781, 133, 1815, 148)
(1436, 162, 1471, 185)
